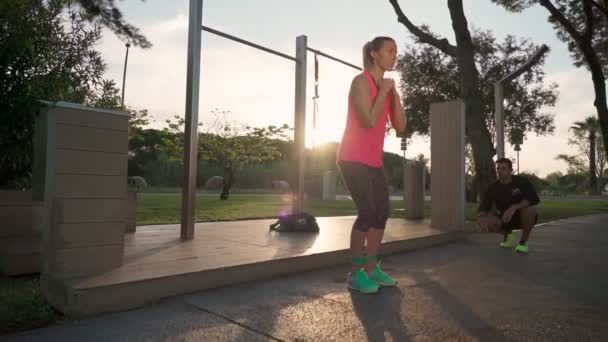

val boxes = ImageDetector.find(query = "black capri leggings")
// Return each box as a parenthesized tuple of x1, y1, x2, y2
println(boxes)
(337, 160, 390, 232)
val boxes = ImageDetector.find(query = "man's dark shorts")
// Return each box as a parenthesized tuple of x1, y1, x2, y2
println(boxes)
(501, 208, 538, 231)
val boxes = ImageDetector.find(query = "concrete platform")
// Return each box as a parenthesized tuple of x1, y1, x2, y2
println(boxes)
(48, 217, 469, 317)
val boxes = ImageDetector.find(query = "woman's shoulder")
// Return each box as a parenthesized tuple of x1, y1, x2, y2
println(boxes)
(352, 72, 367, 82)
(350, 72, 371, 89)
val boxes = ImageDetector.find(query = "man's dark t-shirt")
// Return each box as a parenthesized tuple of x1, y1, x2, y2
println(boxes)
(479, 175, 540, 215)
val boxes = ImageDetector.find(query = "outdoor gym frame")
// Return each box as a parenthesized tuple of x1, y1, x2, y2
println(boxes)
(180, 0, 361, 240)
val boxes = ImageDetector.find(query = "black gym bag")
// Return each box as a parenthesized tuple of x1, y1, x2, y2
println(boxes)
(269, 212, 319, 232)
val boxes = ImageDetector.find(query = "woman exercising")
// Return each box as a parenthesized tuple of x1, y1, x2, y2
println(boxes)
(336, 36, 407, 294)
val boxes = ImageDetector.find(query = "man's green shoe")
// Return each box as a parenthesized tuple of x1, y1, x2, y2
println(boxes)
(369, 263, 397, 286)
(500, 232, 515, 248)
(515, 242, 529, 254)
(347, 269, 380, 294)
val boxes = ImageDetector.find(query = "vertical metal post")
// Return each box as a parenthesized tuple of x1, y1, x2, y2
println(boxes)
(181, 0, 203, 240)
(311, 53, 319, 168)
(293, 35, 307, 214)
(494, 82, 504, 159)
(121, 43, 130, 106)
(494, 44, 547, 161)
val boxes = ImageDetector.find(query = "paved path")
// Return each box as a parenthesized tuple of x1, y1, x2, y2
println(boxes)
(4, 214, 607, 341)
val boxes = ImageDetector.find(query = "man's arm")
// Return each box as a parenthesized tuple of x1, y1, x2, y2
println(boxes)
(518, 177, 540, 207)
(504, 177, 539, 219)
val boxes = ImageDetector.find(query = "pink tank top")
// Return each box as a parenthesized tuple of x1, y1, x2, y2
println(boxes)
(336, 70, 392, 168)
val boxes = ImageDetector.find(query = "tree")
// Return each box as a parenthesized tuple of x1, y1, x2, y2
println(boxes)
(493, 0, 608, 163)
(0, 0, 116, 189)
(89, 79, 123, 109)
(555, 154, 587, 173)
(388, 0, 551, 203)
(164, 110, 292, 199)
(397, 32, 557, 142)
(202, 111, 291, 199)
(396, 31, 557, 201)
(74, 0, 151, 48)
(389, 0, 552, 203)
(520, 172, 550, 193)
(556, 116, 606, 193)
(571, 116, 602, 193)
(545, 171, 574, 194)
(546, 170, 589, 194)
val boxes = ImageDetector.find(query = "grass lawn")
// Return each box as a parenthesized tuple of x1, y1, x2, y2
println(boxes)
(0, 276, 62, 335)
(137, 193, 608, 225)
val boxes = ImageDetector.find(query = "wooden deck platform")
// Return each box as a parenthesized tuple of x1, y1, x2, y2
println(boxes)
(48, 217, 469, 317)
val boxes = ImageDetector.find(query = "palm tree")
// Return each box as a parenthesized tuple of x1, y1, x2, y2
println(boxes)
(571, 116, 601, 195)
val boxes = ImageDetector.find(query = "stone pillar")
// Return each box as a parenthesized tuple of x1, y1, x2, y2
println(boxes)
(33, 102, 129, 283)
(322, 171, 337, 200)
(430, 100, 466, 231)
(403, 162, 425, 219)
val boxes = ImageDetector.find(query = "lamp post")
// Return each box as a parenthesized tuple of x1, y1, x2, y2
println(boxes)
(121, 42, 131, 106)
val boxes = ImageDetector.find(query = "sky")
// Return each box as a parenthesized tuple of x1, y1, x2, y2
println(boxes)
(96, 0, 602, 177)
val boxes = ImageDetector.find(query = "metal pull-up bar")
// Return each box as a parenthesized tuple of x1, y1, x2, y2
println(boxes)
(181, 2, 361, 239)
(307, 47, 362, 71)
(202, 25, 297, 62)
(201, 24, 308, 217)
(182, 16, 310, 239)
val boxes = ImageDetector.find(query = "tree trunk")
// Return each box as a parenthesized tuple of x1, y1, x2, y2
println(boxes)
(447, 0, 497, 202)
(220, 166, 234, 200)
(587, 55, 608, 169)
(590, 132, 598, 194)
(388, 0, 497, 201)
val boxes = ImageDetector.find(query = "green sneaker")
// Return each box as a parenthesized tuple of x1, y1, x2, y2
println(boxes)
(500, 232, 515, 248)
(369, 263, 397, 286)
(347, 269, 380, 294)
(515, 242, 529, 254)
